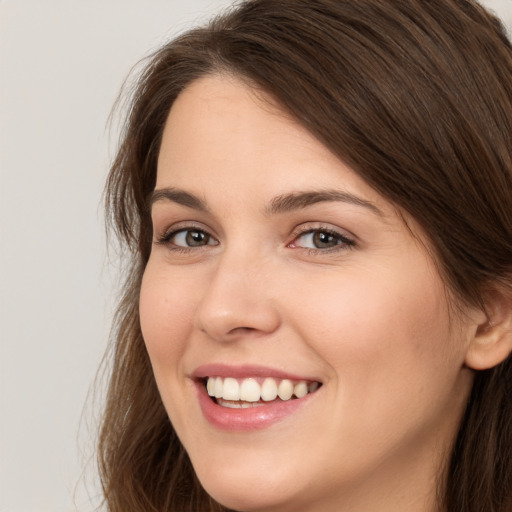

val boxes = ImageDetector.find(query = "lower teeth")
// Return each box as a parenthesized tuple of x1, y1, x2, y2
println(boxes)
(216, 398, 268, 408)
(215, 396, 300, 408)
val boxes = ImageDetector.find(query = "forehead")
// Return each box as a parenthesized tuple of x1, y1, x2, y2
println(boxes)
(158, 75, 323, 180)
(157, 75, 386, 209)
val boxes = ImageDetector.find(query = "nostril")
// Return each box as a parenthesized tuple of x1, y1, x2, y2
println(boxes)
(228, 326, 257, 335)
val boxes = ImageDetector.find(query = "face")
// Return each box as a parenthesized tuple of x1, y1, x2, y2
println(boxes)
(140, 75, 477, 512)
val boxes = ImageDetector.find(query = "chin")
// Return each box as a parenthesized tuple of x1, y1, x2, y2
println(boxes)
(193, 460, 302, 512)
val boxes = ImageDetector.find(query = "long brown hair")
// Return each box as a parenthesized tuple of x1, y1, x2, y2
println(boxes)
(100, 1, 512, 510)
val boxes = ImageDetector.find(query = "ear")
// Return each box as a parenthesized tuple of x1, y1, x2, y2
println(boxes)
(465, 287, 512, 370)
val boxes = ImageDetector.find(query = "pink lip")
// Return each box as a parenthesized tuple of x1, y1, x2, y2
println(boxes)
(191, 364, 321, 432)
(192, 363, 318, 381)
(194, 381, 316, 431)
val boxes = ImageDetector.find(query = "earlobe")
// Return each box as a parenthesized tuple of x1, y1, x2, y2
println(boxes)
(464, 288, 512, 371)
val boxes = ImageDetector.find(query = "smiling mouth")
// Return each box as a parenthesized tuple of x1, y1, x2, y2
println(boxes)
(205, 376, 321, 408)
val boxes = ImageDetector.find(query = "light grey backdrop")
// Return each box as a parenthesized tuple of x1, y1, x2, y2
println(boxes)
(0, 1, 510, 511)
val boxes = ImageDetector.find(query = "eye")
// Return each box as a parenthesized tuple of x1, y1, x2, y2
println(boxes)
(290, 228, 355, 250)
(159, 228, 218, 248)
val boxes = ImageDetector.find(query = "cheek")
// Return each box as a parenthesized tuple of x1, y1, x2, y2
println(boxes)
(286, 263, 468, 466)
(139, 263, 205, 435)
(139, 264, 196, 370)
(293, 261, 458, 402)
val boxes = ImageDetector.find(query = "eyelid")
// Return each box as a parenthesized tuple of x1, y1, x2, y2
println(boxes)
(155, 221, 218, 245)
(288, 224, 356, 251)
(153, 220, 355, 254)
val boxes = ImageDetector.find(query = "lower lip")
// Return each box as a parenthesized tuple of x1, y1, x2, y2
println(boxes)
(195, 381, 315, 431)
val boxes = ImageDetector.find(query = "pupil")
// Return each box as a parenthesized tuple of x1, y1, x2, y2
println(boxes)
(313, 231, 336, 248)
(186, 230, 207, 246)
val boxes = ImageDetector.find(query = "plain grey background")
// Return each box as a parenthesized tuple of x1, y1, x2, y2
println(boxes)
(0, 1, 510, 511)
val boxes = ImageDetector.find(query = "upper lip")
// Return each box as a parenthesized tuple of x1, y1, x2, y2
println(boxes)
(191, 363, 321, 382)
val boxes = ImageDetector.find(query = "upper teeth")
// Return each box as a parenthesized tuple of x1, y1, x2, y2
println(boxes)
(206, 376, 319, 402)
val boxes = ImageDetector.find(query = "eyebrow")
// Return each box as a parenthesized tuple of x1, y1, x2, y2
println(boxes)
(149, 187, 209, 212)
(266, 190, 383, 216)
(149, 187, 383, 217)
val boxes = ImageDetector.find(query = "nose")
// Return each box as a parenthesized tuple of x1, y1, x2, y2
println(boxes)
(195, 250, 281, 342)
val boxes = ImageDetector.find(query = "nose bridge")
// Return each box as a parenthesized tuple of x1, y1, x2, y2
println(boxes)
(195, 242, 280, 341)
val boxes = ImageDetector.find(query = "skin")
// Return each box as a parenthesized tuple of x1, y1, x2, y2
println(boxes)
(139, 74, 483, 512)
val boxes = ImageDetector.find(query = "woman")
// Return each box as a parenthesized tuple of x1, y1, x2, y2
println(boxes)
(99, 0, 512, 510)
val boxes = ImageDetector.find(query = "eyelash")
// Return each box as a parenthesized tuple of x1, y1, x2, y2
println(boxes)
(155, 225, 356, 254)
(156, 225, 217, 253)
(288, 226, 356, 253)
